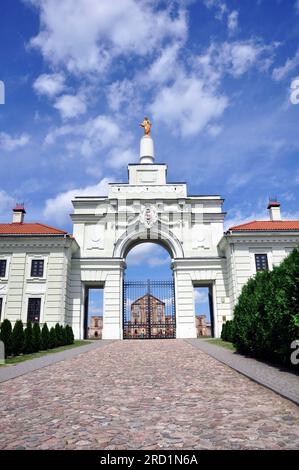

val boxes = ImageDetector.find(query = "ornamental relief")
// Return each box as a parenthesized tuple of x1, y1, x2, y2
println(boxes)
(139, 205, 158, 228)
(110, 185, 185, 194)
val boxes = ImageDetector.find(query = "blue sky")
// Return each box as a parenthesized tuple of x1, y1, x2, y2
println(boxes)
(1, 0, 299, 229)
(1, 1, 299, 309)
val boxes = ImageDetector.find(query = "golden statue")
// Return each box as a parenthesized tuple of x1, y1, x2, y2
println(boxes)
(140, 116, 151, 136)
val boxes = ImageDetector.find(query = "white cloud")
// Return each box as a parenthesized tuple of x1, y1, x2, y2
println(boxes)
(150, 74, 228, 136)
(0, 190, 14, 220)
(195, 40, 277, 83)
(45, 115, 122, 157)
(126, 243, 170, 266)
(227, 10, 238, 34)
(207, 124, 223, 137)
(107, 148, 136, 169)
(224, 208, 268, 231)
(194, 289, 207, 305)
(148, 256, 170, 267)
(203, 1, 239, 34)
(33, 73, 65, 97)
(53, 93, 87, 119)
(0, 132, 30, 151)
(272, 48, 299, 81)
(107, 79, 136, 112)
(43, 177, 112, 225)
(147, 44, 181, 84)
(27, 0, 187, 74)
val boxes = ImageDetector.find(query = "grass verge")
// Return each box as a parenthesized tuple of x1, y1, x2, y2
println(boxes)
(1, 340, 92, 366)
(204, 338, 236, 351)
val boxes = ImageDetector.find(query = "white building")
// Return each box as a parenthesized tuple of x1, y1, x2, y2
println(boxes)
(0, 133, 298, 339)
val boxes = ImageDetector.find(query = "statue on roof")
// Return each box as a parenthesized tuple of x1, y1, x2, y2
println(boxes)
(140, 117, 151, 136)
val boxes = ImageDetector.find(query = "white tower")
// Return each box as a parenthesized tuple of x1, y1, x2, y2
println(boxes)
(139, 135, 155, 164)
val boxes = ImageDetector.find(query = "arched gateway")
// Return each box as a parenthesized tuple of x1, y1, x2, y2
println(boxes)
(70, 126, 228, 340)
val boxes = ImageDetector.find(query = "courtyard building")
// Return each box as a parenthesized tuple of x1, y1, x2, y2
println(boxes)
(0, 132, 299, 339)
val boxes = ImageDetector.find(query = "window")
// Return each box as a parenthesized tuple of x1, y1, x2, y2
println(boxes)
(0, 298, 2, 320)
(255, 254, 269, 272)
(31, 260, 44, 278)
(27, 298, 41, 323)
(0, 260, 7, 277)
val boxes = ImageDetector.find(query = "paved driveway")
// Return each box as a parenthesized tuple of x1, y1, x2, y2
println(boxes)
(0, 340, 298, 450)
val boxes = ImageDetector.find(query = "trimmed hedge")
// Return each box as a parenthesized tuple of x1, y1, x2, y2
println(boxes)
(0, 320, 74, 358)
(41, 323, 50, 350)
(0, 319, 12, 358)
(232, 247, 299, 365)
(220, 320, 235, 343)
(12, 320, 25, 356)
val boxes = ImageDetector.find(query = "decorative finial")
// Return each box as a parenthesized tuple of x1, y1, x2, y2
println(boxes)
(140, 116, 152, 136)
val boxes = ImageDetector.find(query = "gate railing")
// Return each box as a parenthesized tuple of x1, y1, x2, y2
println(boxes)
(123, 279, 176, 339)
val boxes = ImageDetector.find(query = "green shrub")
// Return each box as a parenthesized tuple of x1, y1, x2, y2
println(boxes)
(233, 247, 299, 365)
(221, 322, 227, 341)
(12, 320, 25, 356)
(55, 323, 63, 347)
(60, 325, 67, 346)
(41, 323, 50, 350)
(32, 323, 41, 353)
(69, 326, 74, 344)
(0, 319, 13, 357)
(65, 325, 74, 345)
(49, 327, 57, 349)
(221, 320, 235, 343)
(24, 321, 34, 354)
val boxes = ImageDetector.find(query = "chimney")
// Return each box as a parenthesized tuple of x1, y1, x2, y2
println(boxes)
(267, 199, 281, 221)
(12, 203, 26, 223)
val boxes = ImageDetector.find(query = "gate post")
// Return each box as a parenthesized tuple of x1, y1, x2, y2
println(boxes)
(173, 263, 197, 339)
(102, 261, 125, 340)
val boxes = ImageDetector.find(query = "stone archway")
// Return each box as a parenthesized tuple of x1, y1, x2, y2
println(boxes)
(70, 128, 227, 340)
(121, 240, 176, 340)
(113, 225, 184, 260)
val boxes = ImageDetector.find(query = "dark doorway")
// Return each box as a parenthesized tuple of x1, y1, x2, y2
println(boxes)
(84, 287, 103, 339)
(193, 285, 214, 337)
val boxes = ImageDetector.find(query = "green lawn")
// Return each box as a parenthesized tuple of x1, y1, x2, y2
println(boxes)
(204, 338, 236, 351)
(1, 340, 92, 366)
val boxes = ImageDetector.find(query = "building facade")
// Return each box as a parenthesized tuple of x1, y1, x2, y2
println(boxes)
(195, 315, 211, 337)
(88, 316, 103, 339)
(0, 134, 299, 340)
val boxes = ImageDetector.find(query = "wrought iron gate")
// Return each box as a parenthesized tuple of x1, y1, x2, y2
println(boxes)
(123, 280, 176, 339)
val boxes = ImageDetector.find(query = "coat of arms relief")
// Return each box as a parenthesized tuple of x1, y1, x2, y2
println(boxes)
(139, 205, 158, 228)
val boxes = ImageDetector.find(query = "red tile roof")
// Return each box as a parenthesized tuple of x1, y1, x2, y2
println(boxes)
(229, 220, 299, 232)
(0, 223, 69, 236)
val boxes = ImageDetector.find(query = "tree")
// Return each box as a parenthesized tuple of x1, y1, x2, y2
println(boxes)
(69, 326, 74, 344)
(65, 325, 74, 345)
(24, 321, 34, 354)
(233, 247, 299, 365)
(49, 327, 57, 349)
(0, 319, 13, 357)
(41, 323, 50, 350)
(60, 324, 67, 346)
(12, 320, 25, 356)
(32, 323, 41, 353)
(55, 323, 63, 347)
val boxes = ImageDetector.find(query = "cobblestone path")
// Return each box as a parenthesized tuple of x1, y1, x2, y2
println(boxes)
(0, 340, 298, 450)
